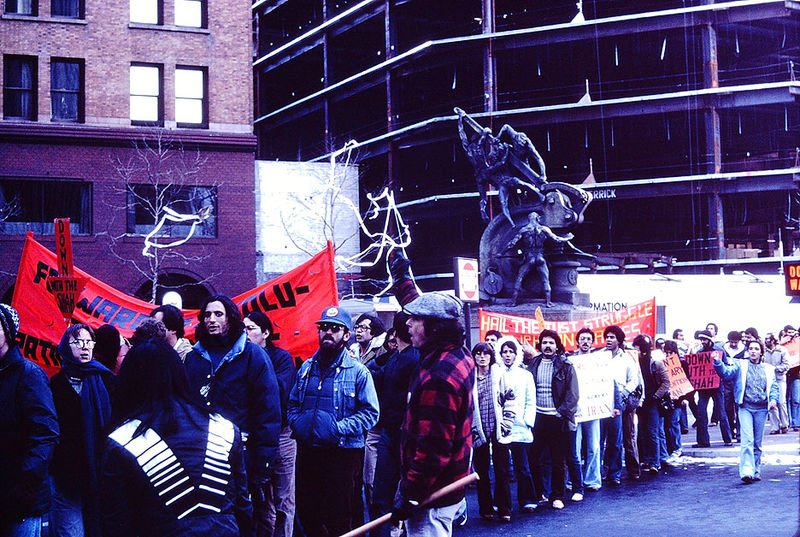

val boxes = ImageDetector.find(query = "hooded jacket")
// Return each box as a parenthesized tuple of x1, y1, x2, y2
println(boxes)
(494, 336, 536, 444)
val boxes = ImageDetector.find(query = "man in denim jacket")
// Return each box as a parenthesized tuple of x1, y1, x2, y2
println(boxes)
(288, 305, 379, 537)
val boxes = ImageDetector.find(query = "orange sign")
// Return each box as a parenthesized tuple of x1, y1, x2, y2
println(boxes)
(12, 233, 338, 377)
(664, 354, 694, 398)
(478, 298, 656, 350)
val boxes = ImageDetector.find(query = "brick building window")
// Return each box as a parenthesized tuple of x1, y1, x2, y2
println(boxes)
(175, 66, 207, 128)
(130, 0, 160, 24)
(130, 63, 162, 125)
(51, 59, 83, 122)
(3, 55, 37, 120)
(4, 0, 37, 15)
(127, 184, 216, 238)
(51, 0, 82, 18)
(174, 0, 203, 27)
(0, 179, 92, 235)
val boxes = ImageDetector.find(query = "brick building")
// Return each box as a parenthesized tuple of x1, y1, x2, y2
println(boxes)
(0, 0, 256, 307)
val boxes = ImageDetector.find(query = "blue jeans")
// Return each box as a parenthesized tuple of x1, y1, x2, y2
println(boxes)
(600, 414, 623, 481)
(738, 405, 768, 479)
(2, 516, 41, 537)
(565, 430, 584, 495)
(576, 419, 601, 489)
(50, 485, 84, 537)
(664, 407, 682, 455)
(790, 378, 800, 428)
(696, 389, 732, 445)
(370, 429, 402, 537)
(637, 402, 662, 467)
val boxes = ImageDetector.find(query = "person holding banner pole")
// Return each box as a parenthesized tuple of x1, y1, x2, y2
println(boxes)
(712, 340, 779, 483)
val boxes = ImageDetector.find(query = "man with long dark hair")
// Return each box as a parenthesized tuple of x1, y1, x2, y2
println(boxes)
(184, 295, 281, 537)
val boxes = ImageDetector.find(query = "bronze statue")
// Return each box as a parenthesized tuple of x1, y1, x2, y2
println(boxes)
(504, 212, 572, 306)
(456, 108, 543, 226)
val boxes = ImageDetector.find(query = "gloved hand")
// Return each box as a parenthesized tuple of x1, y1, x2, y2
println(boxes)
(390, 498, 420, 525)
(388, 251, 412, 283)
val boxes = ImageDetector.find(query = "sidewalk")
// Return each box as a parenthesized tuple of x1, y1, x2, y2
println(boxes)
(679, 419, 800, 464)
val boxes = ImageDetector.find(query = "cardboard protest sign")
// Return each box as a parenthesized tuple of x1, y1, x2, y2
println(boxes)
(12, 232, 338, 377)
(571, 350, 614, 422)
(664, 354, 693, 398)
(683, 350, 721, 390)
(479, 298, 656, 350)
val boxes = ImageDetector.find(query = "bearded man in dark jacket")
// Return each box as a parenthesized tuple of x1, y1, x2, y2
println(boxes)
(184, 295, 281, 537)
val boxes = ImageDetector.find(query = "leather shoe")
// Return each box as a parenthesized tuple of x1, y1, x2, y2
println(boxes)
(692, 443, 711, 448)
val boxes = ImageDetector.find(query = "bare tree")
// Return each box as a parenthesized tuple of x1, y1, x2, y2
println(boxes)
(102, 131, 220, 303)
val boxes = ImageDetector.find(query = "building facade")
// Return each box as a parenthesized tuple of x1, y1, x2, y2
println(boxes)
(253, 0, 800, 285)
(1, 0, 256, 307)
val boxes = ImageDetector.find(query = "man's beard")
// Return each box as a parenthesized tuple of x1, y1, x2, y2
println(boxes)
(319, 338, 345, 364)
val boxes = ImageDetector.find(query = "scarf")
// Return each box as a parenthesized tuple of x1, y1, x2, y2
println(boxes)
(58, 332, 112, 537)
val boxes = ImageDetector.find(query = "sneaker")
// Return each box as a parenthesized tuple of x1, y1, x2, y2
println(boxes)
(752, 475, 761, 482)
(571, 493, 584, 502)
(499, 515, 512, 523)
(454, 510, 468, 527)
(522, 503, 537, 513)
(552, 499, 564, 510)
(586, 485, 601, 492)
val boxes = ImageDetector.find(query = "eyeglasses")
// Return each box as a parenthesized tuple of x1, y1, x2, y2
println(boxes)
(318, 323, 344, 334)
(69, 339, 95, 349)
(355, 324, 371, 332)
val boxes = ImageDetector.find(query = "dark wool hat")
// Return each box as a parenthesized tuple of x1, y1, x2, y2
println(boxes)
(697, 330, 713, 341)
(403, 292, 463, 320)
(0, 303, 20, 342)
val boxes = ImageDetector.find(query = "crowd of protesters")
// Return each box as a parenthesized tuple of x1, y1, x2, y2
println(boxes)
(0, 256, 794, 537)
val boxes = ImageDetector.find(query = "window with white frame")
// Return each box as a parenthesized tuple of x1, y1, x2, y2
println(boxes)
(174, 0, 203, 27)
(175, 66, 206, 127)
(130, 63, 162, 124)
(130, 0, 159, 24)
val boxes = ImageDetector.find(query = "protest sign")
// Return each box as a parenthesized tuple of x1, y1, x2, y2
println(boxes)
(683, 351, 721, 390)
(664, 354, 693, 398)
(571, 350, 614, 422)
(478, 297, 656, 349)
(12, 232, 338, 377)
(785, 337, 800, 369)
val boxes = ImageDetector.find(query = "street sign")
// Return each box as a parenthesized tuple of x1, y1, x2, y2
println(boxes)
(454, 257, 479, 303)
(785, 261, 800, 296)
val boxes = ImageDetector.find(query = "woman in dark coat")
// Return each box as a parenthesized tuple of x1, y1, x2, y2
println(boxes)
(102, 339, 252, 537)
(50, 323, 114, 537)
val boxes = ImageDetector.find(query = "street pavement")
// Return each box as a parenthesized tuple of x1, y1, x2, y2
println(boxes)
(452, 423, 799, 537)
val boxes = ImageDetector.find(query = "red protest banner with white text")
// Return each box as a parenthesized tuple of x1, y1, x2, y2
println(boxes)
(683, 351, 721, 390)
(12, 233, 337, 377)
(478, 298, 656, 350)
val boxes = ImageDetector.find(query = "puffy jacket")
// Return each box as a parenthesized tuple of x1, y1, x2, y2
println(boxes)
(185, 332, 281, 482)
(102, 403, 252, 537)
(0, 345, 59, 521)
(287, 347, 379, 449)
(494, 336, 536, 444)
(527, 353, 580, 431)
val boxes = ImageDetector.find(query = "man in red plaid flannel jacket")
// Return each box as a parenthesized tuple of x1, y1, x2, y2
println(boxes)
(389, 254, 475, 536)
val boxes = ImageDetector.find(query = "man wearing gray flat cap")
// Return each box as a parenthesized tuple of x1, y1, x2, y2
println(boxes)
(388, 253, 475, 537)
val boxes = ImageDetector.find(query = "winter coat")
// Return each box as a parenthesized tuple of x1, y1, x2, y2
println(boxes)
(185, 332, 281, 483)
(0, 346, 59, 521)
(713, 358, 780, 408)
(287, 347, 379, 449)
(494, 336, 536, 444)
(369, 344, 420, 431)
(102, 403, 252, 537)
(527, 353, 580, 431)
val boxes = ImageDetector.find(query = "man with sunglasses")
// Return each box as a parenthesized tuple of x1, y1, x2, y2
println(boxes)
(288, 306, 379, 537)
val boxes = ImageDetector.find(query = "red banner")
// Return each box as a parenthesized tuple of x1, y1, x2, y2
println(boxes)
(12, 233, 338, 377)
(785, 337, 800, 369)
(478, 298, 656, 351)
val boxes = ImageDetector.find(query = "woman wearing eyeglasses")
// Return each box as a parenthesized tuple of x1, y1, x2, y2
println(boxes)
(50, 323, 115, 537)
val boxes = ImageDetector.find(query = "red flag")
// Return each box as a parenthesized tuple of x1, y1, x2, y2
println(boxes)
(12, 233, 338, 376)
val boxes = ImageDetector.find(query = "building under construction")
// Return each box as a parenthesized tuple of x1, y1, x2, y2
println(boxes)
(253, 0, 800, 282)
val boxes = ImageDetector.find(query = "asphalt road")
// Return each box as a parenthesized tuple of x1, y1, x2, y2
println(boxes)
(453, 460, 799, 537)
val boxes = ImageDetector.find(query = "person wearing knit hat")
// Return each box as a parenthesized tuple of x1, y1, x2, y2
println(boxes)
(0, 303, 59, 535)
